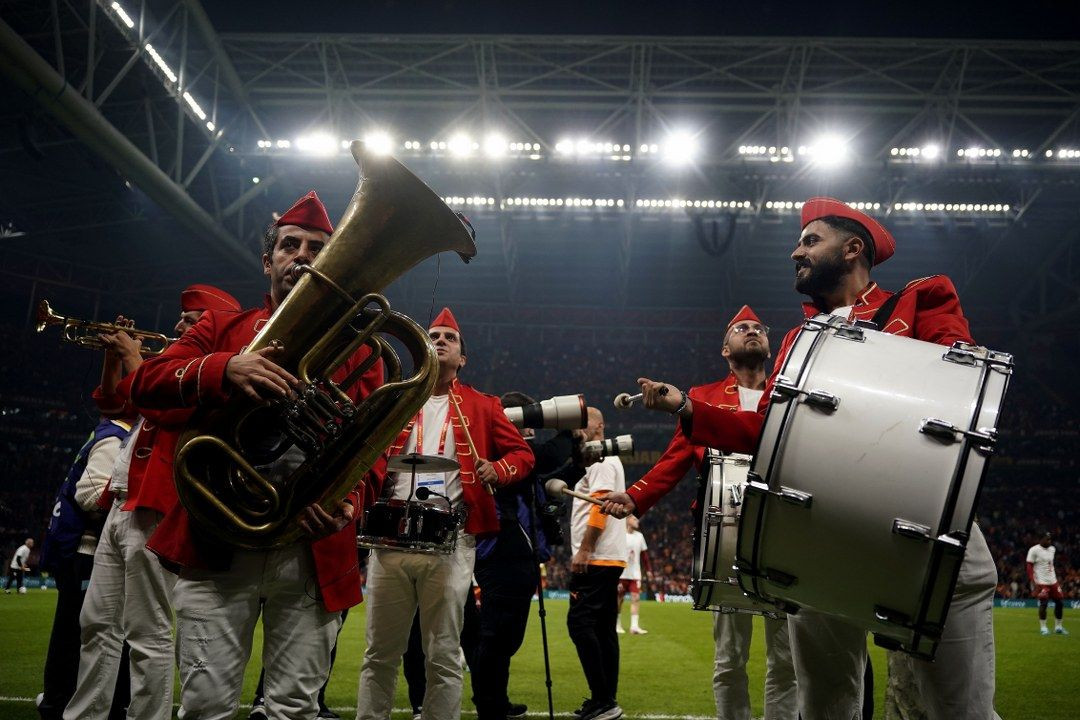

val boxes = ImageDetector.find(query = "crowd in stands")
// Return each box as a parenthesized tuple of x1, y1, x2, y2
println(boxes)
(3, 317, 1076, 602)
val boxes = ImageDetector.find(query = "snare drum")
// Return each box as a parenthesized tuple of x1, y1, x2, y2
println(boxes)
(736, 314, 1012, 658)
(692, 451, 782, 618)
(358, 499, 462, 555)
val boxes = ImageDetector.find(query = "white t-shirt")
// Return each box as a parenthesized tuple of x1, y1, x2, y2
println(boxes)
(10, 544, 30, 570)
(620, 530, 648, 581)
(570, 456, 627, 565)
(737, 386, 764, 412)
(1026, 544, 1057, 585)
(390, 394, 462, 505)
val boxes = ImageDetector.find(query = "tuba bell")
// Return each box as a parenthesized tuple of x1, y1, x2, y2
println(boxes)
(173, 141, 477, 549)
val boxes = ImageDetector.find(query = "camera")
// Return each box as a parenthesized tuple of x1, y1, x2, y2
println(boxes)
(504, 394, 587, 431)
(537, 494, 567, 546)
(581, 434, 634, 464)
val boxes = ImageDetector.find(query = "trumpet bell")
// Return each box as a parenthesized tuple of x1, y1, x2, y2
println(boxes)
(35, 299, 62, 333)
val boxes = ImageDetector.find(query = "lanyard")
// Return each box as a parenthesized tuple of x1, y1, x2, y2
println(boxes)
(413, 405, 453, 457)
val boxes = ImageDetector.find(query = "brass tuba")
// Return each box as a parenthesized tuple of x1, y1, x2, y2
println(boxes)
(173, 141, 477, 549)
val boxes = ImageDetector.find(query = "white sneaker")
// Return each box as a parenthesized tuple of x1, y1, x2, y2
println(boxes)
(615, 624, 626, 634)
(1040, 627, 1050, 636)
(630, 627, 648, 635)
(1055, 626, 1069, 635)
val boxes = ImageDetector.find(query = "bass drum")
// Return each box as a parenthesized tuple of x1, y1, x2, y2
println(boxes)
(736, 314, 1012, 658)
(691, 451, 782, 618)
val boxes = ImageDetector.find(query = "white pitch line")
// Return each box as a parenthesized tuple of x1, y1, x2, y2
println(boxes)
(0, 697, 722, 720)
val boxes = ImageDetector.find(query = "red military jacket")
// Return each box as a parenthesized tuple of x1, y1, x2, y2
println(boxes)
(92, 375, 189, 516)
(684, 276, 976, 453)
(130, 297, 384, 612)
(627, 373, 747, 516)
(386, 377, 535, 536)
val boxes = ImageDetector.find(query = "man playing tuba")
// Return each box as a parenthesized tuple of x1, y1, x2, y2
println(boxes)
(130, 191, 386, 720)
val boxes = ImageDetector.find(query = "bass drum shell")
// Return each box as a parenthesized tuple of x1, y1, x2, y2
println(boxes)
(738, 315, 1011, 658)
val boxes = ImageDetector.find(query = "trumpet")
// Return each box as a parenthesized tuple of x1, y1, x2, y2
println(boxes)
(35, 299, 175, 356)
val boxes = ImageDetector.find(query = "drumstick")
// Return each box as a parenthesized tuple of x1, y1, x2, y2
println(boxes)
(448, 386, 495, 495)
(544, 478, 603, 507)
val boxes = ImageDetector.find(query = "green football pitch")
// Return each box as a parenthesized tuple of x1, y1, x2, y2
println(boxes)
(1, 592, 1075, 719)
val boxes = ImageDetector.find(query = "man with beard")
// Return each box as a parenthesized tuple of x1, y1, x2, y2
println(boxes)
(130, 191, 385, 720)
(604, 198, 999, 720)
(605, 305, 796, 720)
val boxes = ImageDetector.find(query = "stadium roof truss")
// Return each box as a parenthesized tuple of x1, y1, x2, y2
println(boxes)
(2, 2, 1079, 329)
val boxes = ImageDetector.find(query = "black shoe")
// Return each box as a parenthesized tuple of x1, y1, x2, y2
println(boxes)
(573, 698, 595, 717)
(581, 700, 622, 720)
(505, 701, 527, 719)
(317, 705, 341, 719)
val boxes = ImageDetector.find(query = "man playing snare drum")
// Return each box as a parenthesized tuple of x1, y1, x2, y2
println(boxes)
(356, 307, 534, 720)
(604, 198, 999, 720)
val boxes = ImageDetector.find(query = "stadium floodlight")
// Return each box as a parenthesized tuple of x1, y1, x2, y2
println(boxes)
(483, 133, 508, 158)
(448, 134, 474, 158)
(144, 44, 177, 83)
(296, 133, 337, 156)
(252, 177, 260, 184)
(556, 139, 574, 155)
(111, 2, 135, 29)
(363, 132, 394, 156)
(663, 131, 699, 164)
(182, 92, 207, 121)
(921, 144, 941, 160)
(803, 135, 849, 167)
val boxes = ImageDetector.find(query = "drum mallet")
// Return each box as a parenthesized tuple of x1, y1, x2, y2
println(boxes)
(544, 478, 603, 506)
(613, 385, 668, 409)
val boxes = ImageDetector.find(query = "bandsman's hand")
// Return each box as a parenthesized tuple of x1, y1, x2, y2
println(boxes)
(299, 500, 354, 540)
(225, 345, 299, 401)
(601, 491, 636, 519)
(100, 315, 143, 361)
(475, 458, 499, 485)
(637, 377, 689, 415)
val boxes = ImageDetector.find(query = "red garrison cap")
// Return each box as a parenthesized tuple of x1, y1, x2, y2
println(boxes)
(180, 284, 241, 313)
(801, 197, 895, 266)
(275, 191, 334, 235)
(429, 307, 460, 334)
(727, 305, 762, 330)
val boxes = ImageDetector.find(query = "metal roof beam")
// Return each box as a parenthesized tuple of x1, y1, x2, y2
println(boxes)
(0, 16, 256, 271)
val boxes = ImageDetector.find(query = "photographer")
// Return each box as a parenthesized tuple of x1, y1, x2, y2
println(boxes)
(464, 392, 578, 720)
(567, 407, 627, 720)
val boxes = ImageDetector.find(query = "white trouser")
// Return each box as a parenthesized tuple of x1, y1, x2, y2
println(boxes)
(172, 543, 342, 720)
(356, 534, 477, 720)
(64, 503, 175, 720)
(713, 612, 797, 720)
(788, 523, 1000, 720)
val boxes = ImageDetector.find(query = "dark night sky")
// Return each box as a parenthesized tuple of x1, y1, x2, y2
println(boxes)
(205, 0, 1080, 39)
